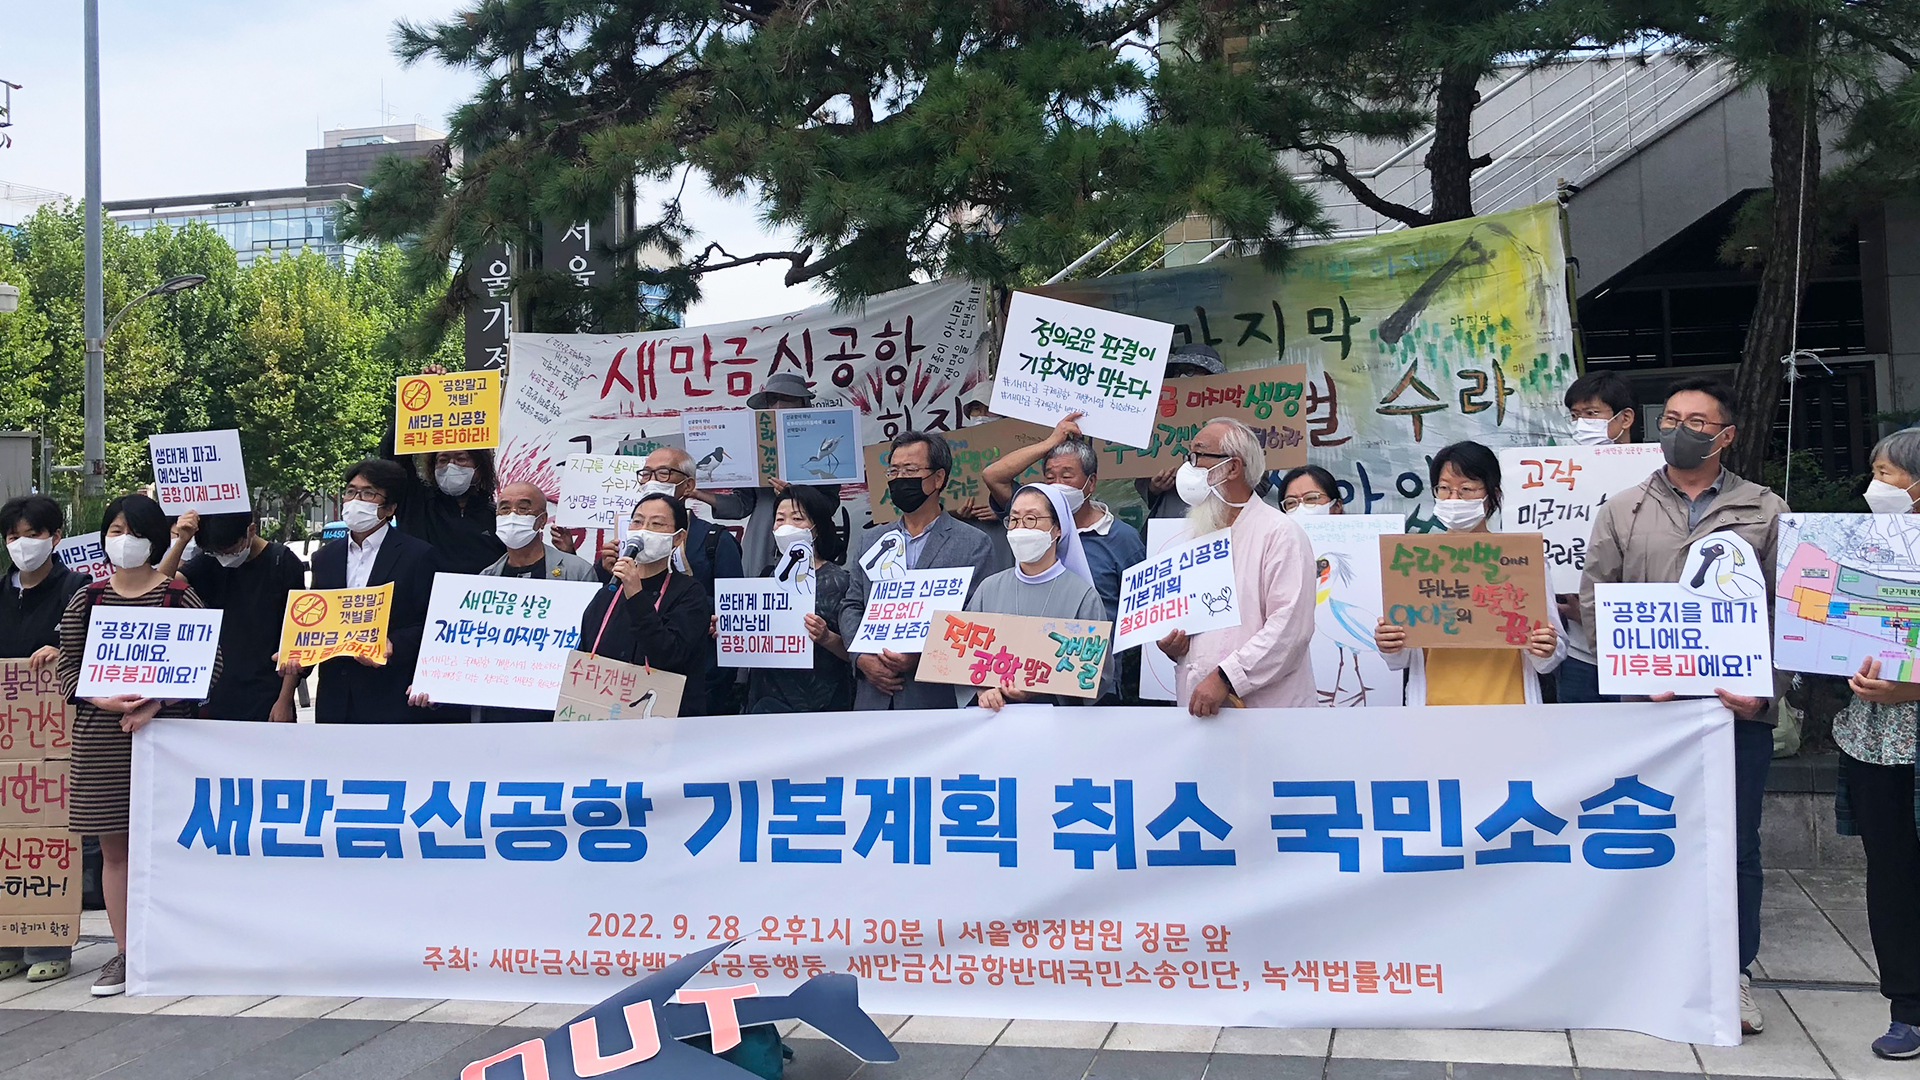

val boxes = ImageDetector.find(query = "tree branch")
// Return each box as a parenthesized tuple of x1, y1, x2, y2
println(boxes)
(1104, 0, 1183, 45)
(1296, 142, 1434, 227)
(717, 0, 768, 25)
(687, 242, 817, 275)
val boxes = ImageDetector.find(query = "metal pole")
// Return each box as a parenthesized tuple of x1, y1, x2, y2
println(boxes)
(81, 0, 104, 498)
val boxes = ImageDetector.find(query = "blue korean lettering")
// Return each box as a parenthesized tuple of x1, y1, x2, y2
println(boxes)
(1577, 775, 1677, 870)
(335, 779, 407, 858)
(769, 778, 846, 863)
(1271, 780, 1361, 872)
(853, 777, 932, 865)
(260, 778, 331, 857)
(177, 777, 254, 856)
(1142, 782, 1235, 866)
(571, 780, 653, 862)
(1372, 779, 1464, 872)
(1474, 780, 1571, 864)
(490, 781, 568, 861)
(1052, 778, 1136, 870)
(410, 780, 486, 859)
(940, 775, 1017, 866)
(684, 781, 760, 861)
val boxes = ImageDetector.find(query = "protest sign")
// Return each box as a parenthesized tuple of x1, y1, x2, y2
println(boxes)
(919, 610, 1112, 699)
(395, 370, 501, 453)
(554, 650, 685, 721)
(1596, 583, 1772, 696)
(1, 828, 80, 947)
(0, 760, 67, 827)
(0, 660, 70, 761)
(0, 659, 74, 946)
(1379, 532, 1549, 649)
(1093, 366, 1310, 479)
(715, 578, 811, 670)
(75, 607, 223, 700)
(1299, 515, 1404, 707)
(990, 292, 1172, 448)
(410, 575, 599, 711)
(148, 429, 250, 514)
(1136, 519, 1185, 701)
(1497, 444, 1664, 593)
(847, 568, 975, 653)
(134, 699, 1741, 1046)
(776, 407, 861, 486)
(278, 584, 393, 668)
(1114, 530, 1239, 652)
(1775, 513, 1920, 680)
(682, 409, 761, 488)
(53, 532, 110, 583)
(557, 454, 647, 530)
(862, 418, 1048, 522)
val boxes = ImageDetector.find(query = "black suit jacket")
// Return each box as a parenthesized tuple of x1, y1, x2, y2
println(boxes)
(309, 526, 438, 724)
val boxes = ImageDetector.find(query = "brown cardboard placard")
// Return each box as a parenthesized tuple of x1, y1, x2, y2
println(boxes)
(862, 417, 1050, 523)
(1378, 532, 1550, 649)
(0, 660, 70, 761)
(554, 649, 687, 721)
(1090, 365, 1310, 479)
(917, 610, 1113, 700)
(0, 827, 81, 947)
(0, 759, 67, 828)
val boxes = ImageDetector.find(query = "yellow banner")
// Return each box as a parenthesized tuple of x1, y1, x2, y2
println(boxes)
(279, 583, 395, 667)
(395, 371, 501, 453)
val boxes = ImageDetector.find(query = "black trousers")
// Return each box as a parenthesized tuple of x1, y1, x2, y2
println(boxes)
(1844, 753, 1920, 1024)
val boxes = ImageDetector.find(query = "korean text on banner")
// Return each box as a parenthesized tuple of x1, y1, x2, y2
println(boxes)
(396, 370, 501, 453)
(990, 292, 1172, 449)
(131, 700, 1740, 1045)
(777, 407, 861, 486)
(1498, 444, 1664, 593)
(1380, 533, 1549, 648)
(1114, 530, 1238, 652)
(715, 579, 811, 670)
(1774, 513, 1920, 681)
(148, 429, 251, 514)
(920, 610, 1112, 699)
(1, 828, 81, 948)
(863, 418, 1048, 522)
(54, 532, 110, 583)
(683, 410, 761, 488)
(1, 659, 71, 762)
(557, 454, 648, 530)
(410, 575, 599, 711)
(75, 607, 223, 699)
(1299, 515, 1404, 707)
(554, 650, 685, 721)
(847, 568, 975, 654)
(278, 584, 394, 668)
(1596, 583, 1772, 697)
(0, 658, 76, 948)
(1095, 366, 1310, 479)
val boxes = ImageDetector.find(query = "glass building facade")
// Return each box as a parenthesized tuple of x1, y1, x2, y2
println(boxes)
(115, 200, 362, 268)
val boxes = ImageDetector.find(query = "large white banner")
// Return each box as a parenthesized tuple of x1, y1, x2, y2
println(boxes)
(131, 701, 1738, 1044)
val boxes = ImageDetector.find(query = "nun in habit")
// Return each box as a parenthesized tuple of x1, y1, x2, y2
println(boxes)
(961, 483, 1114, 709)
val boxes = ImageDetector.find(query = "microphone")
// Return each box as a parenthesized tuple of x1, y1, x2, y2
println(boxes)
(605, 535, 647, 590)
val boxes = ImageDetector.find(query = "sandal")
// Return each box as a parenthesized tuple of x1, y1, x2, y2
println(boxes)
(0, 960, 23, 980)
(26, 960, 69, 983)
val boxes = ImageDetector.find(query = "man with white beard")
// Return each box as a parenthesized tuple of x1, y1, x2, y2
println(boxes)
(1155, 418, 1319, 715)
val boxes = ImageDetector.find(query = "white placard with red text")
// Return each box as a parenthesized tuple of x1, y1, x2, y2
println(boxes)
(1496, 444, 1664, 594)
(76, 607, 223, 700)
(1114, 530, 1238, 652)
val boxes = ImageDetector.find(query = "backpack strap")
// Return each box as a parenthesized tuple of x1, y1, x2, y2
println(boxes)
(703, 521, 721, 570)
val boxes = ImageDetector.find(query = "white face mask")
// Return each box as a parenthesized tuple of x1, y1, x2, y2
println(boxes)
(638, 480, 680, 500)
(1052, 483, 1088, 514)
(104, 533, 152, 569)
(1571, 416, 1616, 446)
(1287, 501, 1334, 518)
(771, 524, 812, 554)
(1865, 479, 1918, 515)
(1175, 461, 1216, 507)
(636, 529, 677, 563)
(342, 499, 385, 533)
(435, 463, 475, 497)
(1006, 528, 1057, 565)
(496, 514, 541, 550)
(214, 547, 251, 569)
(6, 536, 53, 573)
(1433, 498, 1488, 531)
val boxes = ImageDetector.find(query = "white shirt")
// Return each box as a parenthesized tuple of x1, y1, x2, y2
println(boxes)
(346, 524, 389, 589)
(1078, 503, 1116, 536)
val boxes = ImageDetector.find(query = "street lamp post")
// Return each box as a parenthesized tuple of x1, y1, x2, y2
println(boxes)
(81, 0, 104, 497)
(75, 273, 207, 493)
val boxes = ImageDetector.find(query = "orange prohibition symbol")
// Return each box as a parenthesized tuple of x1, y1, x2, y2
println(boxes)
(289, 593, 329, 627)
(400, 378, 433, 412)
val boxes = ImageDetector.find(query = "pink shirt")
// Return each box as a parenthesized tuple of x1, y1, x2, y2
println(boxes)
(1173, 499, 1319, 708)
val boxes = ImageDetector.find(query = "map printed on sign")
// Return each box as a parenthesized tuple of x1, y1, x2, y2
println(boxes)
(1113, 530, 1238, 652)
(1299, 515, 1403, 707)
(1775, 513, 1920, 681)
(1497, 443, 1665, 593)
(148, 429, 251, 514)
(989, 292, 1173, 449)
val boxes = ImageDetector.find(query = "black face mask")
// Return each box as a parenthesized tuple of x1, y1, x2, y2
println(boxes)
(888, 476, 932, 515)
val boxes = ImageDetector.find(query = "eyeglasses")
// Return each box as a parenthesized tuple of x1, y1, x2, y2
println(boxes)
(1433, 484, 1487, 500)
(1006, 515, 1055, 530)
(339, 488, 386, 504)
(884, 465, 933, 480)
(1280, 492, 1333, 511)
(1186, 449, 1231, 466)
(634, 467, 689, 482)
(1657, 414, 1731, 434)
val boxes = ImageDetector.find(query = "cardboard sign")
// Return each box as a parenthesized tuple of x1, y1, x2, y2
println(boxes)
(847, 568, 975, 653)
(1093, 365, 1310, 479)
(75, 607, 223, 699)
(557, 454, 648, 530)
(777, 407, 861, 486)
(395, 370, 501, 453)
(862, 418, 1048, 522)
(410, 575, 599, 711)
(0, 828, 81, 947)
(1298, 515, 1404, 707)
(1596, 583, 1772, 696)
(0, 660, 70, 761)
(554, 650, 685, 721)
(1497, 444, 1664, 593)
(990, 292, 1173, 448)
(278, 584, 394, 668)
(715, 578, 811, 669)
(1379, 532, 1549, 649)
(1775, 513, 1920, 681)
(0, 760, 67, 828)
(918, 610, 1112, 699)
(53, 532, 110, 583)
(1114, 529, 1239, 652)
(148, 429, 251, 514)
(683, 409, 762, 488)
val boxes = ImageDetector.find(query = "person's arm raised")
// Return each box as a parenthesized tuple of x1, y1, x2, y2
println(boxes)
(981, 412, 1082, 506)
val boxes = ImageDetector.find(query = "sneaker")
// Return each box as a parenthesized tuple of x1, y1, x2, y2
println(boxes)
(90, 953, 126, 997)
(1874, 1022, 1920, 1060)
(1740, 972, 1764, 1035)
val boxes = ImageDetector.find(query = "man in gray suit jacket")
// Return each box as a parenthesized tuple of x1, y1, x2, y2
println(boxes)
(840, 429, 995, 709)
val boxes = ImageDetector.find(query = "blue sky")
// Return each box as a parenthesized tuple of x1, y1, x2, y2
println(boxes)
(0, 1, 823, 323)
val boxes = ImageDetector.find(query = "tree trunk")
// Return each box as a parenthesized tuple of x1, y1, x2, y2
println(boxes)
(1425, 67, 1485, 223)
(1727, 79, 1820, 485)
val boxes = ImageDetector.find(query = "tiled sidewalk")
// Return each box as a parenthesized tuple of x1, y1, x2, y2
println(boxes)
(0, 869, 1896, 1080)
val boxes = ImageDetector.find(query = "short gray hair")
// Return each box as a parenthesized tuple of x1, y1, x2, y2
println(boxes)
(1204, 417, 1264, 479)
(1044, 439, 1099, 477)
(1873, 428, 1920, 478)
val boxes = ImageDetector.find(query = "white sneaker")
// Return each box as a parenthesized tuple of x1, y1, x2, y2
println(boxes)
(90, 953, 126, 997)
(1740, 972, 1765, 1035)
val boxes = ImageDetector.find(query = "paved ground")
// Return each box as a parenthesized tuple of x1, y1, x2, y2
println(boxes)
(0, 869, 1899, 1080)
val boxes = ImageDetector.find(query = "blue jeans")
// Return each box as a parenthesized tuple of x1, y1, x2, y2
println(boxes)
(0, 945, 72, 964)
(1551, 657, 1614, 704)
(1734, 719, 1772, 973)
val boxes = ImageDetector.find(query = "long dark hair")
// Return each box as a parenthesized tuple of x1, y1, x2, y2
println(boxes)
(774, 485, 845, 563)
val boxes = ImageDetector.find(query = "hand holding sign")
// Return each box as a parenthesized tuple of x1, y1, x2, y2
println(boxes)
(1377, 533, 1549, 649)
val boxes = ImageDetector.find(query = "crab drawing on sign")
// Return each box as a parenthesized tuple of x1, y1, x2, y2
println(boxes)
(1200, 587, 1234, 616)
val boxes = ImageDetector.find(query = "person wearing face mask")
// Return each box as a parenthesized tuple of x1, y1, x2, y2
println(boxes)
(982, 411, 1146, 623)
(1279, 465, 1345, 517)
(736, 485, 854, 713)
(1549, 370, 1640, 704)
(685, 373, 841, 579)
(1373, 442, 1565, 706)
(962, 484, 1114, 708)
(1154, 418, 1318, 717)
(841, 429, 994, 710)
(1136, 345, 1230, 519)
(378, 364, 507, 574)
(56, 493, 221, 997)
(1578, 376, 1786, 1037)
(0, 495, 83, 985)
(578, 493, 713, 716)
(179, 510, 308, 723)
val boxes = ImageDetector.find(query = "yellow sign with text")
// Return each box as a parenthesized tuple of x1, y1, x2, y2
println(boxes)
(395, 371, 501, 453)
(279, 584, 394, 667)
